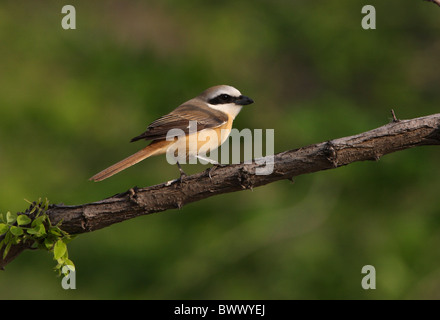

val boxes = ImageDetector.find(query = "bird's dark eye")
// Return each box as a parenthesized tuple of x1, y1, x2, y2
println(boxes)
(208, 93, 235, 105)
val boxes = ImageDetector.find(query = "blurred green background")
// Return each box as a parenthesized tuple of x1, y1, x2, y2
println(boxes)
(1, 0, 440, 299)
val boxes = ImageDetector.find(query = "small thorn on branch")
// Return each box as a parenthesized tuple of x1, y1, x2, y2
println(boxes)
(128, 186, 141, 202)
(129, 187, 137, 197)
(325, 141, 338, 168)
(391, 109, 400, 123)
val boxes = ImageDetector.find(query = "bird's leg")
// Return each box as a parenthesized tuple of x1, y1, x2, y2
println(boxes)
(165, 161, 187, 186)
(176, 161, 187, 180)
(197, 155, 227, 180)
(207, 163, 228, 179)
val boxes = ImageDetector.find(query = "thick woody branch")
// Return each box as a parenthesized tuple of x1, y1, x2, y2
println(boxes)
(1, 112, 440, 269)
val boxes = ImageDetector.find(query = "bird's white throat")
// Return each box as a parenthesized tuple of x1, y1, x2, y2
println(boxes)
(207, 103, 243, 119)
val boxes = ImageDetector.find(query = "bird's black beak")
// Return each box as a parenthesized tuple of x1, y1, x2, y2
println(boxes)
(235, 95, 254, 106)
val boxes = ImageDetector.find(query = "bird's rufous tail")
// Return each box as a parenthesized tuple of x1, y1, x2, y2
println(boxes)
(89, 141, 169, 182)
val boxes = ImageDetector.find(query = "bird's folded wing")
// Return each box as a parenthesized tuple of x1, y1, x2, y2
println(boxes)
(130, 101, 228, 142)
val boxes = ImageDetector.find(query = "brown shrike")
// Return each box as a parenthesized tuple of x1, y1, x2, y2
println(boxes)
(89, 85, 254, 182)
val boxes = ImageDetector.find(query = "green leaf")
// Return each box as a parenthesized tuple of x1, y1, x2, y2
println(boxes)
(2, 198, 76, 276)
(3, 242, 12, 259)
(3, 231, 11, 243)
(38, 223, 46, 236)
(53, 240, 67, 260)
(64, 259, 75, 269)
(31, 216, 45, 228)
(17, 215, 32, 226)
(49, 228, 62, 236)
(0, 223, 9, 235)
(10, 226, 24, 236)
(44, 238, 54, 250)
(26, 228, 38, 235)
(56, 257, 65, 265)
(6, 212, 17, 224)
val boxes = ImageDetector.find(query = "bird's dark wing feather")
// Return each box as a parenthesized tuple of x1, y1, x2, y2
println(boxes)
(130, 100, 228, 142)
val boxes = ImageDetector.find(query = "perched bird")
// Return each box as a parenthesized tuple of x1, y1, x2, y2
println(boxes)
(89, 85, 254, 182)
